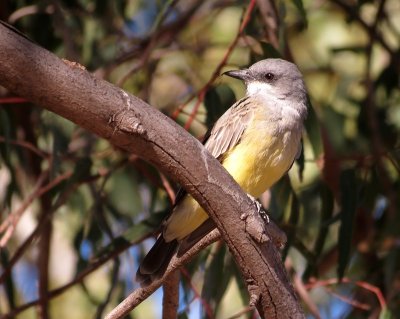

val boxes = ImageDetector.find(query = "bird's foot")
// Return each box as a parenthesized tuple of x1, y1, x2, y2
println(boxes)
(241, 194, 286, 248)
(246, 194, 270, 224)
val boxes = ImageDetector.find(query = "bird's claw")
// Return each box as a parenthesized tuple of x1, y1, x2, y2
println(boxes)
(247, 194, 270, 224)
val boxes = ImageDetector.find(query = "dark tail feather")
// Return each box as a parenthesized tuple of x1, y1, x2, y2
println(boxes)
(136, 236, 178, 286)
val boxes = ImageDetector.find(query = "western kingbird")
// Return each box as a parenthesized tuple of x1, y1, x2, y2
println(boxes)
(137, 58, 308, 285)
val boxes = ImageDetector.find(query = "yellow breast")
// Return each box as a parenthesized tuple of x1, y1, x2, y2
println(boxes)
(222, 123, 299, 197)
(164, 117, 302, 242)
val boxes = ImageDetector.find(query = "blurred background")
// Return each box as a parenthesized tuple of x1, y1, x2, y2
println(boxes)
(0, 0, 399, 318)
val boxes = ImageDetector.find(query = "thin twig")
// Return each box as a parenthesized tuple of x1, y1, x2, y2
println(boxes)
(100, 2, 202, 79)
(0, 135, 48, 158)
(0, 171, 48, 245)
(162, 271, 180, 319)
(104, 229, 221, 319)
(293, 273, 321, 319)
(1, 234, 132, 318)
(0, 171, 96, 287)
(7, 4, 54, 24)
(329, 0, 396, 62)
(305, 277, 387, 310)
(0, 170, 72, 246)
(181, 266, 215, 318)
(324, 286, 370, 311)
(94, 258, 121, 319)
(171, 0, 257, 130)
(37, 190, 52, 319)
(0, 97, 28, 104)
(362, 0, 398, 219)
(159, 173, 176, 204)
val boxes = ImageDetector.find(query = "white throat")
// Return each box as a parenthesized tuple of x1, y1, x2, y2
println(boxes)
(246, 81, 274, 97)
(246, 81, 307, 120)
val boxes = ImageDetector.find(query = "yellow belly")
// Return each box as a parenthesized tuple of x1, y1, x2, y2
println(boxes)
(163, 125, 300, 242)
(222, 131, 295, 197)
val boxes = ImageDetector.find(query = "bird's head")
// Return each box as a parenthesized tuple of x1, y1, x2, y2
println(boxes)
(223, 58, 307, 106)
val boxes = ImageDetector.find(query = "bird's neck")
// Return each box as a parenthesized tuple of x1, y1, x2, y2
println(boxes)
(246, 82, 307, 121)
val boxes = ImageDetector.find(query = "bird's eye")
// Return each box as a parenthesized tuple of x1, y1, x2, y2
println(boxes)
(265, 73, 274, 80)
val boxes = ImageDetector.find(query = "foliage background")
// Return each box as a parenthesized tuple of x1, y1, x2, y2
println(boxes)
(0, 0, 399, 318)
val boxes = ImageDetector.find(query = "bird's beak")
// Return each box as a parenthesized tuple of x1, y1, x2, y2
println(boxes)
(223, 68, 252, 81)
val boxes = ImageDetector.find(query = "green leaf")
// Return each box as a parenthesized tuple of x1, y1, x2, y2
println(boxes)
(0, 249, 15, 309)
(180, 246, 213, 301)
(304, 98, 323, 158)
(87, 211, 166, 268)
(0, 108, 12, 165)
(204, 85, 236, 128)
(379, 307, 393, 319)
(316, 184, 335, 254)
(178, 312, 189, 319)
(49, 157, 93, 203)
(73, 222, 103, 272)
(105, 165, 146, 217)
(338, 169, 358, 279)
(330, 45, 366, 54)
(0, 108, 20, 209)
(291, 0, 308, 28)
(322, 105, 346, 151)
(50, 125, 70, 177)
(292, 237, 315, 264)
(150, 0, 176, 33)
(70, 157, 93, 183)
(74, 212, 165, 273)
(232, 260, 250, 309)
(120, 210, 166, 243)
(260, 42, 281, 59)
(303, 183, 334, 279)
(296, 139, 305, 181)
(383, 244, 400, 305)
(270, 176, 292, 220)
(376, 64, 400, 95)
(282, 192, 300, 259)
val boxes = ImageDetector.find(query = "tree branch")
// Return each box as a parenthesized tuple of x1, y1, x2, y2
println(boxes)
(162, 271, 180, 319)
(0, 21, 304, 318)
(105, 229, 221, 319)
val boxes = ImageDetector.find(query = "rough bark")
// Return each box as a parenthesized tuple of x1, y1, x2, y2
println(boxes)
(0, 22, 305, 318)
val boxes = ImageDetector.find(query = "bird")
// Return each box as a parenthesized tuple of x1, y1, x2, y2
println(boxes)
(136, 58, 308, 285)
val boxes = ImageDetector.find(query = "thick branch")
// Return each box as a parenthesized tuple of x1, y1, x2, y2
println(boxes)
(0, 22, 304, 318)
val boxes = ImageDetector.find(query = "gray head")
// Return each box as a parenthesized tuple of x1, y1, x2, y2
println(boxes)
(223, 59, 307, 107)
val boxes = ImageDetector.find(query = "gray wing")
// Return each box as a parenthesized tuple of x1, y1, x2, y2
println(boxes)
(173, 95, 254, 205)
(204, 95, 254, 160)
(176, 96, 255, 253)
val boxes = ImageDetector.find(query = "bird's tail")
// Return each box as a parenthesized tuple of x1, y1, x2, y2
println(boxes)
(136, 235, 178, 286)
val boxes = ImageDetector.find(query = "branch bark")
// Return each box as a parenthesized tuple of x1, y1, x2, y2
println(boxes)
(162, 271, 180, 319)
(0, 22, 305, 318)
